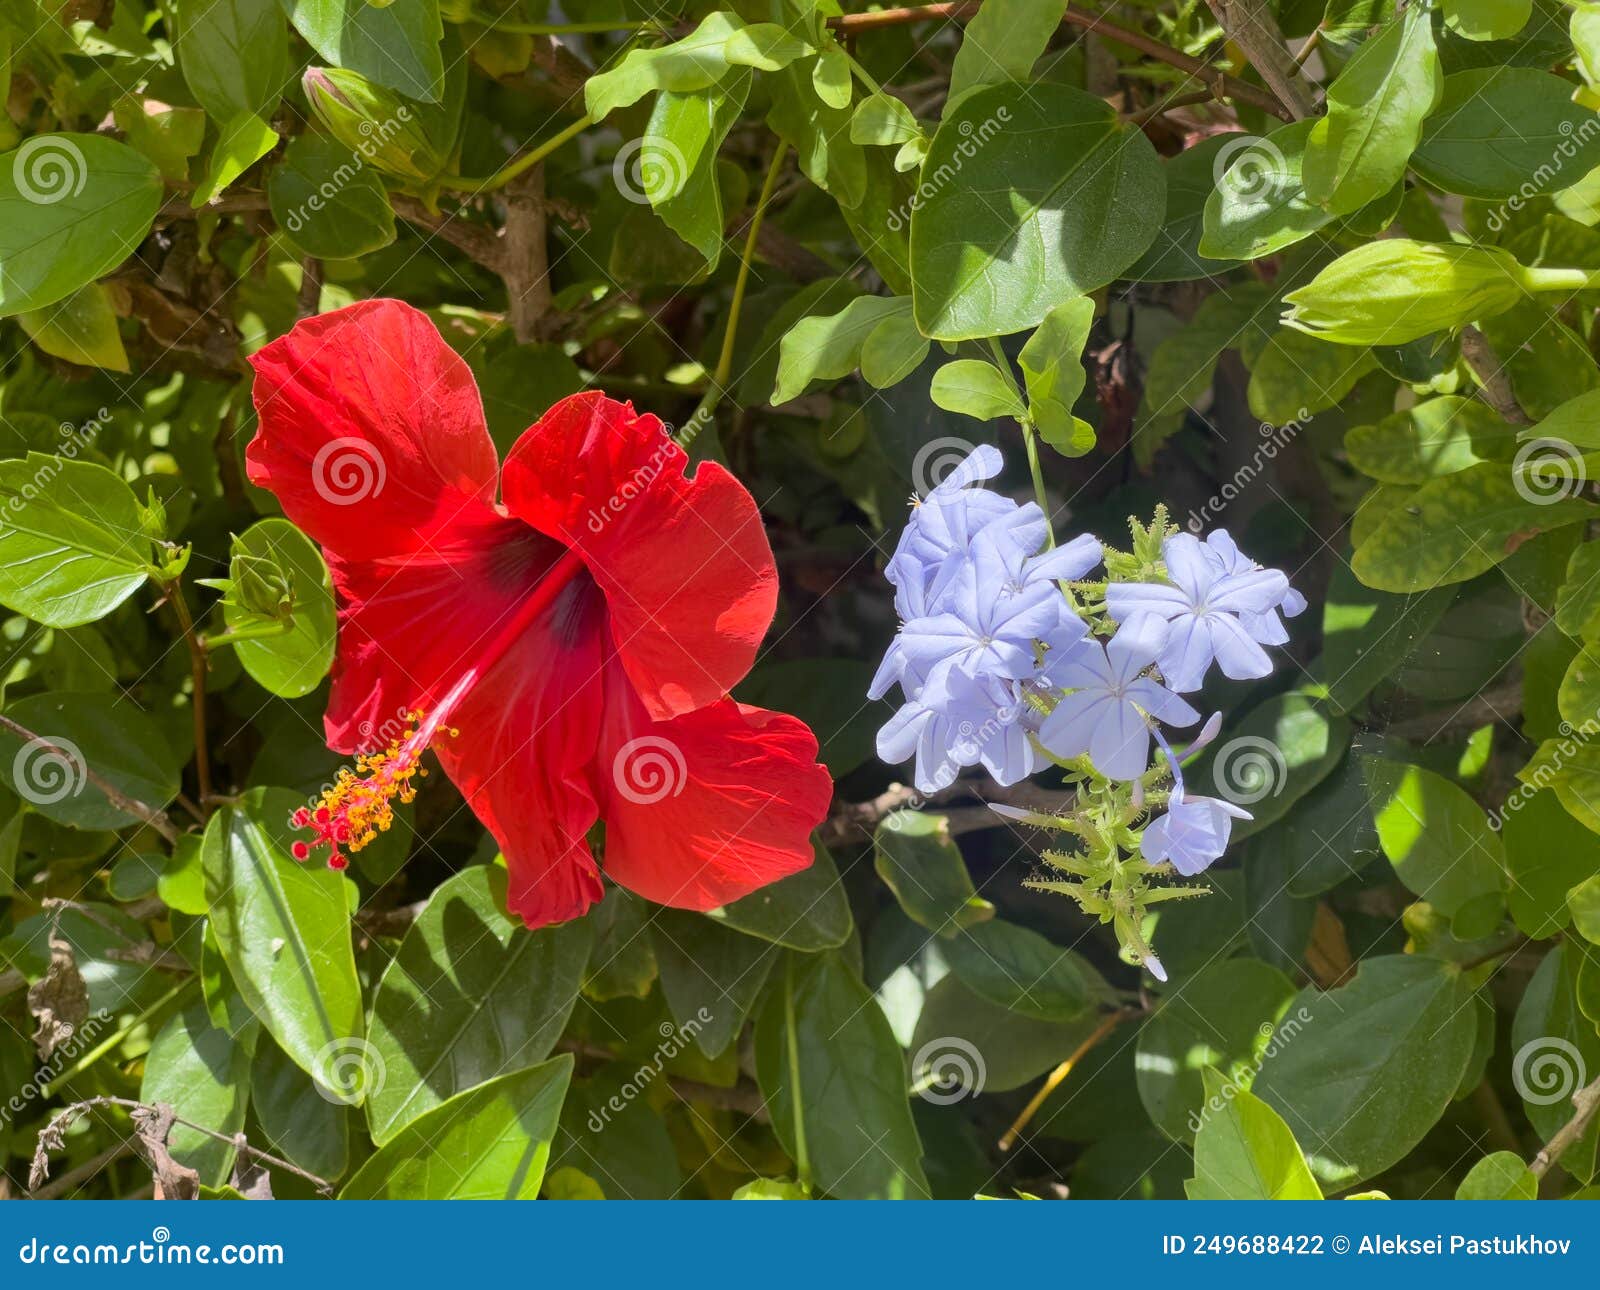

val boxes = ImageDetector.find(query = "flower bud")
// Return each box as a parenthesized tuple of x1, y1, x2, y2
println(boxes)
(301, 66, 453, 183)
(1279, 239, 1580, 347)
(231, 551, 294, 621)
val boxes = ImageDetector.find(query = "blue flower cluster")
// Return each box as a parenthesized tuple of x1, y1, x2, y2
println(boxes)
(871, 446, 1303, 879)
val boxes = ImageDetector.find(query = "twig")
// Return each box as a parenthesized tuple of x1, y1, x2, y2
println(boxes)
(998, 1009, 1135, 1151)
(819, 777, 1073, 849)
(1202, 0, 1318, 118)
(1459, 325, 1532, 426)
(826, 1, 1293, 121)
(1378, 680, 1523, 743)
(500, 165, 553, 343)
(1530, 1072, 1600, 1179)
(0, 714, 178, 843)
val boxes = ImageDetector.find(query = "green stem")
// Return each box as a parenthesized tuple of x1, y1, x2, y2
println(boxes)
(783, 955, 812, 1194)
(1523, 266, 1600, 293)
(201, 618, 294, 651)
(984, 336, 1053, 547)
(440, 112, 596, 194)
(677, 144, 788, 450)
(839, 45, 882, 95)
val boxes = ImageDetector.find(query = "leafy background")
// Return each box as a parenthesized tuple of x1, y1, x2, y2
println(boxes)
(1, 0, 1600, 1201)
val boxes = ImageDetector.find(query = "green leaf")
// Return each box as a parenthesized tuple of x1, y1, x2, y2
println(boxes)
(873, 810, 995, 937)
(1362, 759, 1506, 919)
(929, 359, 1026, 421)
(1199, 121, 1333, 261)
(643, 72, 751, 269)
(341, 1056, 572, 1198)
(851, 93, 921, 147)
(859, 309, 930, 389)
(1353, 462, 1596, 592)
(909, 82, 1163, 341)
(1252, 955, 1477, 1188)
(1444, 0, 1531, 39)
(1129, 134, 1249, 279)
(584, 13, 810, 119)
(1503, 791, 1600, 937)
(251, 1033, 350, 1181)
(0, 134, 162, 316)
(1247, 327, 1376, 425)
(1138, 959, 1298, 1143)
(756, 953, 929, 1199)
(1190, 692, 1350, 839)
(268, 134, 396, 261)
(1413, 69, 1600, 199)
(1344, 396, 1518, 484)
(580, 887, 656, 1001)
(1186, 1068, 1322, 1199)
(0, 692, 180, 829)
(1321, 561, 1456, 714)
(365, 864, 589, 1144)
(201, 786, 364, 1087)
(947, 0, 1068, 101)
(943, 919, 1094, 1022)
(708, 841, 852, 951)
(649, 907, 777, 1058)
(280, 0, 444, 102)
(772, 295, 909, 404)
(909, 972, 1103, 1092)
(1303, 6, 1441, 215)
(1512, 944, 1600, 1180)
(0, 454, 156, 627)
(177, 0, 288, 122)
(223, 519, 336, 698)
(1457, 1151, 1538, 1198)
(140, 1001, 255, 1188)
(18, 283, 128, 372)
(733, 1177, 810, 1199)
(1519, 739, 1600, 834)
(1569, 873, 1600, 943)
(113, 97, 205, 185)
(1018, 295, 1095, 454)
(191, 112, 278, 207)
(811, 45, 851, 110)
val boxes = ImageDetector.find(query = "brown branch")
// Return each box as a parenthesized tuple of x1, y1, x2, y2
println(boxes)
(501, 165, 553, 343)
(1460, 325, 1532, 426)
(1202, 0, 1318, 119)
(390, 194, 507, 272)
(820, 778, 1073, 849)
(1378, 680, 1523, 743)
(1530, 1072, 1600, 1179)
(826, 1, 1294, 121)
(0, 714, 178, 842)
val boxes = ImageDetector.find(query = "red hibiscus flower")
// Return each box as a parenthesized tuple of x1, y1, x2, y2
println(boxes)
(244, 299, 833, 928)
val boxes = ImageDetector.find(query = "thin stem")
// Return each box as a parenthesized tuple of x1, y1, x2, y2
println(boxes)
(201, 618, 294, 651)
(678, 145, 788, 451)
(984, 336, 1054, 547)
(1530, 1072, 1600, 1179)
(163, 581, 212, 809)
(998, 1010, 1133, 1151)
(464, 14, 658, 33)
(783, 956, 812, 1192)
(441, 113, 597, 194)
(0, 714, 178, 843)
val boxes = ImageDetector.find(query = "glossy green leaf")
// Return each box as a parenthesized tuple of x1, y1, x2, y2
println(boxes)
(0, 135, 162, 316)
(708, 842, 852, 951)
(342, 1056, 572, 1198)
(1322, 562, 1456, 714)
(177, 0, 288, 122)
(1362, 758, 1506, 917)
(942, 919, 1093, 1022)
(191, 112, 278, 207)
(947, 0, 1068, 101)
(773, 295, 909, 404)
(873, 810, 994, 937)
(280, 0, 444, 102)
(1344, 396, 1518, 484)
(1018, 295, 1095, 454)
(929, 359, 1026, 421)
(910, 82, 1163, 340)
(366, 864, 589, 1144)
(1512, 945, 1600, 1181)
(223, 518, 336, 698)
(650, 907, 777, 1059)
(1456, 1151, 1538, 1198)
(251, 1033, 350, 1181)
(201, 786, 364, 1087)
(268, 134, 397, 261)
(18, 283, 128, 373)
(1186, 1069, 1322, 1199)
(140, 1001, 254, 1188)
(1503, 791, 1600, 937)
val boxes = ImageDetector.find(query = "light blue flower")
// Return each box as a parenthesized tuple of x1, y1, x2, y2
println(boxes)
(877, 670, 1038, 793)
(1105, 532, 1292, 692)
(1037, 614, 1200, 780)
(1140, 732, 1250, 876)
(1201, 530, 1306, 647)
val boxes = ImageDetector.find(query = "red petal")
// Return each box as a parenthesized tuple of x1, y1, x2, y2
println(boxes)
(502, 392, 778, 721)
(596, 679, 833, 912)
(430, 574, 611, 928)
(246, 299, 501, 562)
